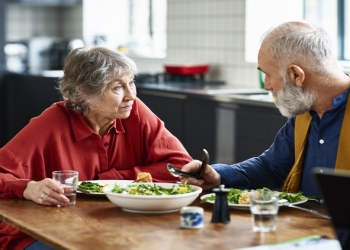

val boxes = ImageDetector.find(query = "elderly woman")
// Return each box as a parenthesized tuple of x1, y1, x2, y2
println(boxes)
(0, 47, 192, 250)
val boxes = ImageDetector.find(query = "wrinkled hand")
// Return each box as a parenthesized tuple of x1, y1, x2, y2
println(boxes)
(23, 178, 70, 206)
(179, 160, 221, 190)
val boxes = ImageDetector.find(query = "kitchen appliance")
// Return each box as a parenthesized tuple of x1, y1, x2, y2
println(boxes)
(163, 64, 209, 82)
(28, 36, 58, 74)
(135, 64, 213, 84)
(4, 41, 28, 73)
(165, 64, 209, 75)
(47, 39, 84, 70)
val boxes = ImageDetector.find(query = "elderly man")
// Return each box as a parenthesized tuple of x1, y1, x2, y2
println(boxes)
(180, 21, 350, 198)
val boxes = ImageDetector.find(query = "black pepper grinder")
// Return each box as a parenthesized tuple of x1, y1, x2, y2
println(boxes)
(211, 184, 231, 223)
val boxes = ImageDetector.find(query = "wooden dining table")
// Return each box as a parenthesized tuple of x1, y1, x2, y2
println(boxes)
(0, 192, 337, 250)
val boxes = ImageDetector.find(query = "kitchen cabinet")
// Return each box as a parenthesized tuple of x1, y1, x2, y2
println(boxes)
(215, 103, 236, 164)
(137, 89, 218, 162)
(234, 104, 287, 162)
(183, 99, 217, 161)
(0, 1, 7, 146)
(4, 74, 61, 143)
(0, 75, 7, 147)
(137, 89, 186, 142)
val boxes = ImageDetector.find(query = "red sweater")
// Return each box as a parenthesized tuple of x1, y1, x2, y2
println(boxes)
(0, 99, 192, 249)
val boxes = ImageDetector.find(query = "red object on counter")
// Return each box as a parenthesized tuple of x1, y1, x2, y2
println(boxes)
(164, 64, 209, 75)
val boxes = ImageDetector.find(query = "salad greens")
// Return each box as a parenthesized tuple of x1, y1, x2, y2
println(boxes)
(78, 181, 104, 193)
(201, 188, 248, 204)
(201, 187, 315, 204)
(111, 183, 194, 195)
(227, 188, 246, 204)
(279, 191, 317, 202)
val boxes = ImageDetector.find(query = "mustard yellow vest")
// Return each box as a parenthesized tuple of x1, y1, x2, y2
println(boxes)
(282, 95, 350, 192)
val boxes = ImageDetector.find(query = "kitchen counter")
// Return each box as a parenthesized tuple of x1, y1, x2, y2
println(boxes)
(9, 71, 276, 108)
(136, 82, 276, 108)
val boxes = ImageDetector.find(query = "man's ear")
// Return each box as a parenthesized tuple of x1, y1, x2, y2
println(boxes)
(287, 65, 305, 87)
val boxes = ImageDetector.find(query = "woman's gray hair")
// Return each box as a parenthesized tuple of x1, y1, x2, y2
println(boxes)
(58, 46, 138, 113)
(261, 21, 336, 78)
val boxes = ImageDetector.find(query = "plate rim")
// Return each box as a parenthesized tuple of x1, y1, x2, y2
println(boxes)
(122, 208, 180, 214)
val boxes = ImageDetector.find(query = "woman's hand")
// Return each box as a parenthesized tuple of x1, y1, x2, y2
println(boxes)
(23, 178, 70, 206)
(179, 160, 221, 190)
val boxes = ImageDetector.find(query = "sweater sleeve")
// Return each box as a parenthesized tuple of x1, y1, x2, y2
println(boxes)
(0, 148, 33, 198)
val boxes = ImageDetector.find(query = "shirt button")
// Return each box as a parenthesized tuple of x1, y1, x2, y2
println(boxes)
(319, 139, 324, 144)
(104, 143, 109, 147)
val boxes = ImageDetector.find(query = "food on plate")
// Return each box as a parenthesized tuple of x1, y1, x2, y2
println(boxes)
(201, 188, 310, 204)
(78, 181, 108, 193)
(110, 183, 194, 195)
(237, 191, 250, 204)
(278, 191, 315, 202)
(136, 172, 153, 182)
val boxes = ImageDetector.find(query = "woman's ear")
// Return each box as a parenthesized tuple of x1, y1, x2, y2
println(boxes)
(287, 65, 305, 87)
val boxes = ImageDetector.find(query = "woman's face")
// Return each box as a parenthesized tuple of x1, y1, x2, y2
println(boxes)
(90, 72, 137, 120)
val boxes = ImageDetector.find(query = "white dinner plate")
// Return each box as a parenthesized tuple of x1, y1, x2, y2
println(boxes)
(200, 192, 308, 210)
(77, 180, 134, 195)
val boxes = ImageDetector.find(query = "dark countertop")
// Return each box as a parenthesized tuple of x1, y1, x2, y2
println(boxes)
(6, 72, 277, 108)
(136, 82, 277, 108)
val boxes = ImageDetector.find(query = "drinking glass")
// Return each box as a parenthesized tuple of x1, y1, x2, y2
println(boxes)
(52, 170, 79, 207)
(250, 189, 279, 232)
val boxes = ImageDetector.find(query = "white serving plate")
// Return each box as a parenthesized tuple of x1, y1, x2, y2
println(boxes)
(103, 183, 202, 213)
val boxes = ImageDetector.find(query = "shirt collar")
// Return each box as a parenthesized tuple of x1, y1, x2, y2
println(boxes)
(115, 119, 125, 133)
(106, 119, 125, 134)
(66, 109, 125, 142)
(332, 88, 350, 108)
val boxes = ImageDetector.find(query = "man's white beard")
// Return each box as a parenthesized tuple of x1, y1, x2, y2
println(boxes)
(273, 76, 317, 118)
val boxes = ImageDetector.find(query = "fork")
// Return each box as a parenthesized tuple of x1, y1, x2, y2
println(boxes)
(278, 199, 331, 219)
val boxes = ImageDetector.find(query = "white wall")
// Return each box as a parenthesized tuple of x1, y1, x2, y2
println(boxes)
(133, 0, 259, 88)
(6, 4, 83, 40)
(6, 0, 260, 88)
(82, 0, 129, 49)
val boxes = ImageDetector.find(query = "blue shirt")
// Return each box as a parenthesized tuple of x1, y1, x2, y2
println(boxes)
(212, 89, 349, 199)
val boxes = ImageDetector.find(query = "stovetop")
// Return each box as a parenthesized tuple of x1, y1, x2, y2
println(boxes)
(135, 72, 215, 84)
(135, 72, 267, 96)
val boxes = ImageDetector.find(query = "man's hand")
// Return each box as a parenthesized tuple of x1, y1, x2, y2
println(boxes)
(179, 160, 221, 190)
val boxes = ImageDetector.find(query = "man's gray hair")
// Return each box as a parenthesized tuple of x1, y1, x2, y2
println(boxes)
(261, 21, 336, 78)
